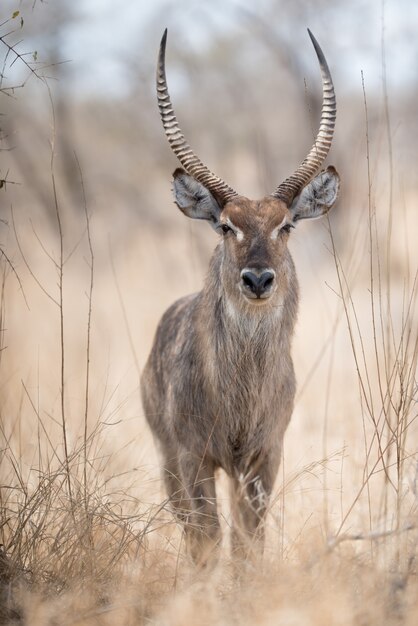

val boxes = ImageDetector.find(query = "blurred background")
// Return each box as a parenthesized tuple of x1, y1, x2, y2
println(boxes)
(1, 0, 417, 541)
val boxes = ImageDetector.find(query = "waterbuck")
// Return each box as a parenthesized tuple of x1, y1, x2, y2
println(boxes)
(141, 29, 340, 565)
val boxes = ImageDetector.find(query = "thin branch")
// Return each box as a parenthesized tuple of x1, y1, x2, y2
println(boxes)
(11, 205, 59, 307)
(327, 523, 416, 551)
(48, 85, 73, 504)
(74, 151, 95, 503)
(0, 245, 29, 309)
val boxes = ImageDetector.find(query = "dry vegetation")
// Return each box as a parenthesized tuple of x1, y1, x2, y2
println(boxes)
(1, 2, 418, 624)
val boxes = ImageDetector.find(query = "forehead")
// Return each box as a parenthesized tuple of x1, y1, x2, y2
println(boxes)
(222, 196, 289, 230)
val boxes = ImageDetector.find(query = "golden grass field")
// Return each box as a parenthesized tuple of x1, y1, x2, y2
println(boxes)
(1, 5, 418, 624)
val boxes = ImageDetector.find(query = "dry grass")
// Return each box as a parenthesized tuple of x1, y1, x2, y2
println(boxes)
(1, 12, 418, 626)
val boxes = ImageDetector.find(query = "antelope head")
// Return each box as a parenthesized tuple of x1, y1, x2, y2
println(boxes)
(157, 29, 340, 306)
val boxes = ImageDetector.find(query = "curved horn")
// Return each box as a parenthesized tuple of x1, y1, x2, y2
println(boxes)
(272, 29, 336, 205)
(157, 29, 238, 204)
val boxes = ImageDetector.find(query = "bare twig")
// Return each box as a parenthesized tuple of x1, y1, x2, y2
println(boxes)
(74, 151, 95, 503)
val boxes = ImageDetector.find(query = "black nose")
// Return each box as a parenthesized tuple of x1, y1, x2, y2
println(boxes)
(241, 270, 275, 298)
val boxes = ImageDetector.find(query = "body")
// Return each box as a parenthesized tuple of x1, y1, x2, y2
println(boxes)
(142, 239, 298, 561)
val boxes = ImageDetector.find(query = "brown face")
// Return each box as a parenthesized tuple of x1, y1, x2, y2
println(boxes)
(172, 167, 339, 307)
(219, 196, 294, 305)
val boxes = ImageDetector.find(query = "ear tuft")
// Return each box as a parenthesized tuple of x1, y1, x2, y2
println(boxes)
(172, 170, 222, 228)
(291, 166, 340, 221)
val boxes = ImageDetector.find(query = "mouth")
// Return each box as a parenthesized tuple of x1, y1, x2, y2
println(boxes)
(240, 289, 274, 304)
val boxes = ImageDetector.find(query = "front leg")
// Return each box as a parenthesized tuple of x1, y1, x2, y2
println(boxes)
(229, 451, 280, 563)
(179, 451, 220, 567)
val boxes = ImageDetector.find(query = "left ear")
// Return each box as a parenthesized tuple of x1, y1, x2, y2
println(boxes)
(172, 168, 222, 230)
(290, 166, 340, 221)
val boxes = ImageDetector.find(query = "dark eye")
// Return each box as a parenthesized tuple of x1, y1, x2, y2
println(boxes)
(220, 223, 232, 235)
(281, 223, 294, 234)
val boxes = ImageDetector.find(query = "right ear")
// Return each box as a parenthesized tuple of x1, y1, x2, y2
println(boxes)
(172, 168, 222, 229)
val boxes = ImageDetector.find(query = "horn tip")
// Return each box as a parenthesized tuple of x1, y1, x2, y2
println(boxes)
(160, 28, 168, 49)
(307, 28, 319, 52)
(307, 28, 329, 73)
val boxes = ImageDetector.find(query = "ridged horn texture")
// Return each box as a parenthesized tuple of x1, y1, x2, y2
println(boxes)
(272, 29, 336, 205)
(157, 29, 238, 205)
